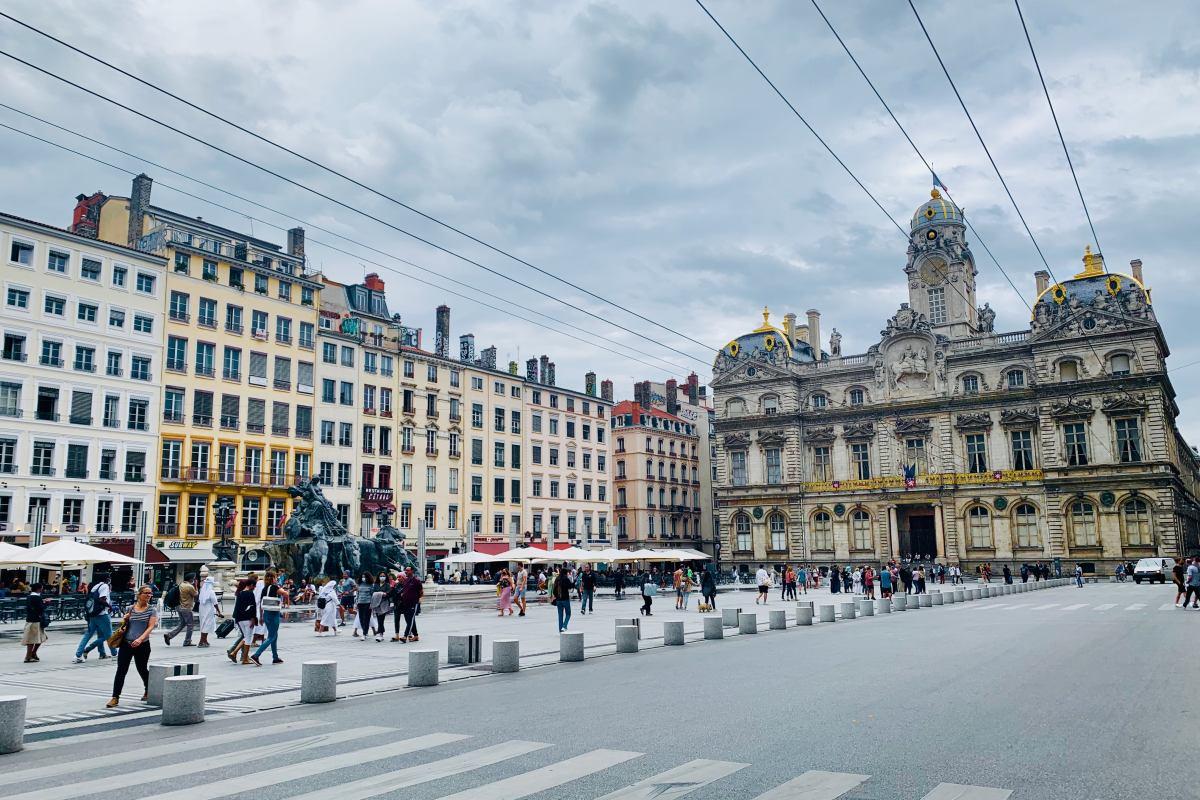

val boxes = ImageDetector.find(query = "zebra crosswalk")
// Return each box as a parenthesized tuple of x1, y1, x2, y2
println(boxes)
(955, 598, 1191, 615)
(2, 721, 1074, 798)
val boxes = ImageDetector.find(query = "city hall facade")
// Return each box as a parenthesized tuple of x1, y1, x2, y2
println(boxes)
(712, 189, 1200, 573)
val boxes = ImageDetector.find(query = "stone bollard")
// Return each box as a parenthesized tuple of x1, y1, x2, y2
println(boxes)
(408, 650, 439, 687)
(819, 604, 836, 623)
(944, 590, 956, 604)
(559, 632, 585, 662)
(448, 634, 483, 665)
(931, 591, 944, 605)
(907, 595, 920, 611)
(953, 588, 965, 603)
(919, 593, 932, 607)
(796, 605, 814, 625)
(840, 602, 857, 620)
(664, 620, 686, 645)
(615, 617, 641, 639)
(161, 675, 206, 726)
(970, 588, 982, 600)
(492, 639, 520, 673)
(876, 597, 892, 614)
(738, 612, 758, 634)
(857, 598, 875, 617)
(721, 608, 741, 628)
(797, 600, 814, 610)
(0, 696, 26, 754)
(615, 625, 639, 653)
(703, 615, 725, 639)
(300, 660, 337, 704)
(769, 609, 787, 629)
(894, 594, 908, 610)
(147, 662, 200, 706)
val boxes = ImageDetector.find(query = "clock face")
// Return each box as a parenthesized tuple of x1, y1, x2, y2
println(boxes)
(919, 256, 949, 284)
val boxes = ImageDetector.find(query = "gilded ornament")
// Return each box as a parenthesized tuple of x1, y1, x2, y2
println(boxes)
(1106, 275, 1121, 296)
(764, 334, 776, 352)
(727, 340, 740, 358)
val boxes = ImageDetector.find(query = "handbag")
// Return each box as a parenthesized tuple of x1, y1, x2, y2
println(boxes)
(107, 618, 127, 650)
(316, 596, 327, 609)
(642, 583, 658, 596)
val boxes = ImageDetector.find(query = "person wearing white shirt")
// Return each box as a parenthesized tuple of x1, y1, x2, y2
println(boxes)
(755, 565, 770, 605)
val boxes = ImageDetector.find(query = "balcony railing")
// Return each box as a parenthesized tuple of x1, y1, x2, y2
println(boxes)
(193, 414, 213, 428)
(35, 411, 59, 422)
(40, 356, 63, 367)
(220, 417, 240, 431)
(197, 317, 217, 329)
(163, 410, 184, 423)
(168, 311, 189, 323)
(31, 466, 55, 476)
(273, 379, 291, 391)
(69, 415, 92, 425)
(195, 365, 215, 378)
(226, 323, 244, 334)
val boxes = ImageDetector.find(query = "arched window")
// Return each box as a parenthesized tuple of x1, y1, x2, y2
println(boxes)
(1109, 353, 1131, 376)
(848, 388, 865, 406)
(1059, 360, 1079, 381)
(968, 505, 992, 549)
(810, 393, 827, 410)
(811, 511, 833, 550)
(851, 509, 872, 550)
(961, 374, 980, 394)
(1014, 503, 1040, 548)
(734, 514, 751, 552)
(769, 514, 787, 551)
(726, 398, 746, 416)
(1006, 369, 1026, 389)
(1122, 499, 1153, 546)
(1070, 500, 1098, 546)
(762, 395, 779, 415)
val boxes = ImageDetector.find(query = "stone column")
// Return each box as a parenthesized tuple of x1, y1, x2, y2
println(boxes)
(888, 505, 899, 561)
(934, 504, 947, 562)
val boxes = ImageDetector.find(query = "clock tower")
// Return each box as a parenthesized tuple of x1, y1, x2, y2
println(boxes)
(905, 188, 979, 340)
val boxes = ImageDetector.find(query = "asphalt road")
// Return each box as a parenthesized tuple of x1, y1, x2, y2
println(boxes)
(5, 581, 1195, 799)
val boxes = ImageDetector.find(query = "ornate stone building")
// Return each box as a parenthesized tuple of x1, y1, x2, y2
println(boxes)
(712, 189, 1200, 574)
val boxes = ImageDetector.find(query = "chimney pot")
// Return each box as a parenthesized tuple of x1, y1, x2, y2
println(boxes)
(806, 309, 821, 355)
(783, 313, 797, 347)
(1035, 270, 1050, 294)
(435, 305, 450, 358)
(1130, 259, 1144, 284)
(127, 173, 153, 249)
(287, 227, 306, 260)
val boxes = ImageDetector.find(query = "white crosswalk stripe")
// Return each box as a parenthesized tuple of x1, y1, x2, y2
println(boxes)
(1125, 603, 1146, 610)
(277, 740, 548, 800)
(138, 731, 468, 800)
(920, 782, 1012, 799)
(1001, 604, 1031, 611)
(0, 720, 314, 788)
(751, 770, 869, 799)
(596, 759, 748, 799)
(434, 748, 642, 800)
(1031, 603, 1060, 610)
(1062, 603, 1088, 611)
(1094, 604, 1117, 611)
(979, 604, 1009, 611)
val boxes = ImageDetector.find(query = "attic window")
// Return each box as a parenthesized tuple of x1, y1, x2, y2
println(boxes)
(1110, 354, 1131, 376)
(1059, 361, 1079, 382)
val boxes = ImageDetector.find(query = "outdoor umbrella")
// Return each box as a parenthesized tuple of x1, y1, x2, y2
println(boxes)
(439, 551, 500, 564)
(0, 539, 142, 570)
(495, 546, 546, 560)
(530, 546, 593, 562)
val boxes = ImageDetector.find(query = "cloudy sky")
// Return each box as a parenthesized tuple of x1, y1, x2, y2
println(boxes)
(2, 1, 1199, 436)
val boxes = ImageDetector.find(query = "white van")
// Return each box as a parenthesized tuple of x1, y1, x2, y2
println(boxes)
(1132, 557, 1174, 584)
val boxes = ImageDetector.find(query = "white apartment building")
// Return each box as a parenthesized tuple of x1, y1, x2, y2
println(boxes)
(0, 213, 166, 544)
(315, 279, 363, 533)
(463, 360, 525, 553)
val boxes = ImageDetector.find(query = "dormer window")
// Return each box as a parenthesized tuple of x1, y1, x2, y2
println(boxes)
(962, 375, 979, 395)
(1007, 369, 1025, 389)
(762, 395, 779, 415)
(1059, 360, 1079, 382)
(810, 394, 827, 410)
(848, 388, 865, 406)
(1109, 354, 1131, 376)
(726, 398, 746, 417)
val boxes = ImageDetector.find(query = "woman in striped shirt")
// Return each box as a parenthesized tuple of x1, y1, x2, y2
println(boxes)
(107, 585, 158, 707)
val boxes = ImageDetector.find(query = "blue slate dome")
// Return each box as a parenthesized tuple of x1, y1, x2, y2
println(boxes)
(911, 188, 963, 232)
(719, 308, 818, 366)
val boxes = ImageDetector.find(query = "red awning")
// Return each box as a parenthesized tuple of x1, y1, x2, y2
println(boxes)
(472, 541, 510, 555)
(92, 540, 170, 565)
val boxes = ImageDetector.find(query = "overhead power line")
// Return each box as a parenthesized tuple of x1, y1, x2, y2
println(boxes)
(1012, 0, 1103, 257)
(0, 119, 685, 378)
(0, 47, 715, 368)
(0, 10, 721, 356)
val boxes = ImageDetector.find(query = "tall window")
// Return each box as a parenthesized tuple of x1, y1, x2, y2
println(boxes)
(1064, 423, 1089, 466)
(1010, 429, 1035, 470)
(850, 442, 871, 480)
(851, 510, 871, 550)
(187, 495, 208, 538)
(1059, 360, 1079, 381)
(927, 286, 946, 324)
(1006, 369, 1026, 389)
(848, 388, 864, 406)
(762, 395, 778, 415)
(730, 451, 747, 486)
(965, 433, 988, 473)
(905, 438, 927, 474)
(765, 447, 782, 484)
(1115, 418, 1142, 463)
(1014, 503, 1039, 548)
(1109, 353, 1131, 376)
(769, 514, 786, 551)
(734, 514, 751, 552)
(968, 506, 992, 549)
(811, 511, 833, 550)
(811, 446, 831, 481)
(961, 374, 979, 395)
(1070, 500, 1098, 546)
(1121, 499, 1153, 546)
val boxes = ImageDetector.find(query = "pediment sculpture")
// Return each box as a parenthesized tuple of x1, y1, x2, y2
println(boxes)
(758, 430, 787, 446)
(1049, 397, 1095, 419)
(954, 412, 993, 431)
(843, 421, 875, 439)
(999, 408, 1039, 427)
(1101, 394, 1147, 414)
(803, 425, 836, 442)
(723, 432, 751, 449)
(894, 416, 933, 435)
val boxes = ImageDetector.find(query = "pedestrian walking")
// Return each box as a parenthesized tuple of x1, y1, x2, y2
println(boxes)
(515, 563, 529, 616)
(1183, 557, 1200, 608)
(1074, 564, 1084, 588)
(21, 583, 47, 663)
(614, 569, 625, 600)
(106, 584, 157, 707)
(397, 566, 422, 642)
(639, 569, 656, 616)
(197, 574, 221, 647)
(1173, 559, 1187, 606)
(700, 565, 717, 610)
(863, 566, 875, 600)
(163, 573, 197, 647)
(497, 569, 515, 617)
(251, 571, 284, 665)
(755, 564, 770, 605)
(830, 566, 842, 594)
(371, 574, 392, 640)
(74, 573, 113, 663)
(1003, 565, 1013, 585)
(553, 565, 573, 631)
(352, 573, 375, 639)
(580, 564, 597, 614)
(229, 579, 258, 664)
(316, 579, 339, 635)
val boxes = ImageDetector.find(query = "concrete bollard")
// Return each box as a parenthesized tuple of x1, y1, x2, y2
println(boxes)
(664, 620, 686, 645)
(840, 602, 857, 620)
(721, 608, 741, 628)
(616, 625, 639, 653)
(161, 675, 206, 726)
(857, 598, 875, 617)
(769, 609, 788, 629)
(819, 604, 836, 623)
(931, 591, 944, 605)
(907, 595, 920, 611)
(796, 600, 814, 611)
(147, 662, 200, 706)
(492, 639, 520, 673)
(954, 588, 965, 602)
(739, 612, 758, 634)
(559, 632, 585, 662)
(0, 696, 26, 754)
(615, 617, 641, 639)
(919, 593, 932, 607)
(703, 615, 725, 639)
(300, 660, 337, 704)
(448, 634, 483, 665)
(408, 650, 440, 687)
(894, 594, 908, 610)
(796, 605, 814, 625)
(944, 590, 956, 604)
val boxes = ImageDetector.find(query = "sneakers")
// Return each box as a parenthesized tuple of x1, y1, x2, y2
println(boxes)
(375, 635, 383, 642)
(250, 655, 262, 667)
(106, 698, 118, 708)
(72, 656, 85, 664)
(163, 634, 171, 646)
(1177, 603, 1184, 608)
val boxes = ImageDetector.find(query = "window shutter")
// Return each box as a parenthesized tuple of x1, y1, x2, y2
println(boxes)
(295, 405, 312, 433)
(297, 361, 314, 391)
(249, 352, 268, 386)
(274, 356, 291, 384)
(248, 398, 266, 428)
(193, 391, 213, 418)
(221, 394, 240, 425)
(70, 390, 92, 422)
(272, 401, 289, 431)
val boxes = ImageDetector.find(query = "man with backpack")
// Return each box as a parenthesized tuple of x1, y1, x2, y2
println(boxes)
(73, 572, 113, 663)
(163, 574, 198, 646)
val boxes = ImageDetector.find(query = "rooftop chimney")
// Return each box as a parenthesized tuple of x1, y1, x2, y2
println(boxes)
(1035, 270, 1050, 294)
(546, 362, 556, 386)
(600, 379, 613, 403)
(127, 173, 153, 249)
(633, 381, 651, 407)
(806, 309, 821, 355)
(539, 355, 550, 385)
(585, 371, 597, 397)
(435, 305, 450, 358)
(480, 345, 497, 370)
(459, 334, 476, 363)
(686, 372, 699, 405)
(666, 379, 679, 415)
(783, 313, 797, 347)
(287, 227, 306, 261)
(71, 191, 105, 239)
(526, 358, 539, 383)
(508, 361, 519, 376)
(363, 272, 385, 292)
(1130, 259, 1144, 284)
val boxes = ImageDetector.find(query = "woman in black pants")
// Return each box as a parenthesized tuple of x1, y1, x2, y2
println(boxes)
(639, 570, 654, 616)
(354, 573, 374, 640)
(107, 585, 158, 707)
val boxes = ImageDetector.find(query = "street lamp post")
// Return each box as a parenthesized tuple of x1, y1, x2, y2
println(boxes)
(212, 498, 237, 564)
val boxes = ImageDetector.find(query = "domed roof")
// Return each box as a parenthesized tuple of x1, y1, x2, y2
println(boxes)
(911, 188, 964, 232)
(1032, 246, 1152, 318)
(718, 308, 818, 366)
